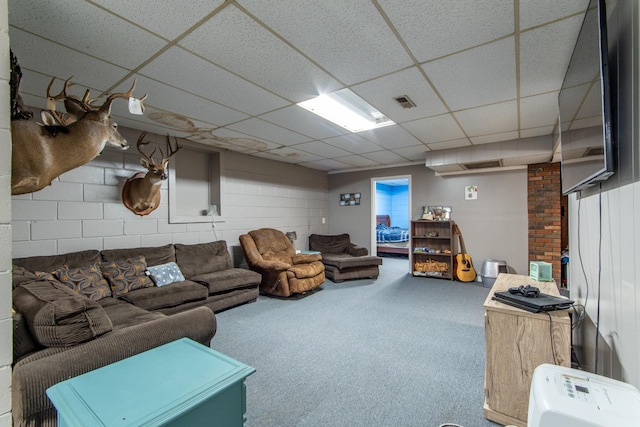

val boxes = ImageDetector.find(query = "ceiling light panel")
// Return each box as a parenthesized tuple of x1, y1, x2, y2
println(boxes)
(298, 89, 394, 133)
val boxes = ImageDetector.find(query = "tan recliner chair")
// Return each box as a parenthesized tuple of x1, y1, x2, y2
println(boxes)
(239, 228, 325, 297)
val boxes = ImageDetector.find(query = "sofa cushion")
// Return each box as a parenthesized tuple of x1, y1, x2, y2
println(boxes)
(98, 297, 165, 329)
(13, 249, 102, 275)
(54, 263, 112, 300)
(101, 244, 176, 267)
(12, 265, 38, 288)
(321, 253, 383, 270)
(101, 256, 154, 297)
(13, 311, 42, 361)
(13, 281, 113, 347)
(192, 268, 262, 294)
(147, 262, 185, 287)
(118, 280, 208, 311)
(309, 233, 351, 253)
(175, 241, 232, 278)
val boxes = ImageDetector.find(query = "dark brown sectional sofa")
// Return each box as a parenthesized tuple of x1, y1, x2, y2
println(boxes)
(11, 240, 261, 427)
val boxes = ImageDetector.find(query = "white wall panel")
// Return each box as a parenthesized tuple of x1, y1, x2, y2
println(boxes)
(570, 182, 640, 387)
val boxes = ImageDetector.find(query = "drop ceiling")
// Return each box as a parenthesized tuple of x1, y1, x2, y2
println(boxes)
(8, 0, 590, 173)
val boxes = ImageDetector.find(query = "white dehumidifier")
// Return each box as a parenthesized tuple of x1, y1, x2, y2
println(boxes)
(528, 364, 640, 427)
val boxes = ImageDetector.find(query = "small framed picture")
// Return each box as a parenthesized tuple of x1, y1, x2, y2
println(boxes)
(340, 193, 361, 206)
(425, 206, 452, 220)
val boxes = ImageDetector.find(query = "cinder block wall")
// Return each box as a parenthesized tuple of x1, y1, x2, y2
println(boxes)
(11, 126, 330, 261)
(527, 162, 562, 283)
(1, 0, 13, 424)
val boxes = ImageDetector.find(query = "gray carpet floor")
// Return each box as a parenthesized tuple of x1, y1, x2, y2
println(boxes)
(211, 257, 500, 427)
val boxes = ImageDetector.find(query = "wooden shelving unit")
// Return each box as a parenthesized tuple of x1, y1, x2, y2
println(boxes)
(410, 220, 456, 280)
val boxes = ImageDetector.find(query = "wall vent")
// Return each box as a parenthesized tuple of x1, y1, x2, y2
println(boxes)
(393, 95, 416, 109)
(463, 160, 502, 170)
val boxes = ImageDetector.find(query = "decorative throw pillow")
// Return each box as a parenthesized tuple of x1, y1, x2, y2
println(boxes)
(54, 263, 112, 301)
(101, 255, 154, 297)
(146, 262, 186, 287)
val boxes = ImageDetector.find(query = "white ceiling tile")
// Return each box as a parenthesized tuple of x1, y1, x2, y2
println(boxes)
(519, 14, 585, 97)
(520, 92, 559, 130)
(334, 155, 383, 168)
(110, 76, 248, 127)
(380, 0, 513, 62)
(268, 147, 323, 164)
(10, 29, 130, 91)
(391, 145, 428, 162)
(323, 134, 385, 155)
(470, 131, 520, 145)
(426, 139, 472, 151)
(351, 67, 448, 123)
(422, 37, 516, 111)
(519, 0, 589, 31)
(9, 0, 165, 70)
(455, 101, 518, 137)
(258, 106, 347, 140)
(140, 47, 289, 116)
(521, 126, 555, 139)
(294, 141, 353, 159)
(179, 5, 342, 102)
(302, 158, 353, 171)
(7, 0, 588, 173)
(239, 0, 413, 85)
(113, 117, 192, 140)
(401, 114, 466, 144)
(91, 0, 225, 40)
(208, 128, 280, 152)
(357, 125, 423, 149)
(360, 150, 408, 165)
(227, 118, 311, 146)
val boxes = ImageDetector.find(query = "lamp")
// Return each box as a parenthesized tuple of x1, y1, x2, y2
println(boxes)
(297, 89, 394, 133)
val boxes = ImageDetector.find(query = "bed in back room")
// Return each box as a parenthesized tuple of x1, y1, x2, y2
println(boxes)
(376, 215, 409, 256)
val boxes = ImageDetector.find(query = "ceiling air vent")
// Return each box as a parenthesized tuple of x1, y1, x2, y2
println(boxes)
(393, 95, 416, 109)
(463, 160, 502, 170)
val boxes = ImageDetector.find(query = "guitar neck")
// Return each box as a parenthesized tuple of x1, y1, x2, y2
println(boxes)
(453, 223, 468, 255)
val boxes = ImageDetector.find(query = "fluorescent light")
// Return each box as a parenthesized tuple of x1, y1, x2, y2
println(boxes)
(297, 89, 394, 132)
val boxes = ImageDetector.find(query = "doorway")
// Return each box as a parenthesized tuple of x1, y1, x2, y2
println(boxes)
(371, 175, 411, 260)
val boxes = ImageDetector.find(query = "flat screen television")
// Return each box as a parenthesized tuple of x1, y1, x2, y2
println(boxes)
(559, 0, 614, 195)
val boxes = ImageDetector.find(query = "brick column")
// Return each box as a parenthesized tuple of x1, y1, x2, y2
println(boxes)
(527, 163, 562, 284)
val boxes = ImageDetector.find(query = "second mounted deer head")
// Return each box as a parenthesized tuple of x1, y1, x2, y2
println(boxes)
(121, 132, 182, 216)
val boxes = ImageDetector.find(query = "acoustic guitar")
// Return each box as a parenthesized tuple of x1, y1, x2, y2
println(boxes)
(453, 223, 477, 282)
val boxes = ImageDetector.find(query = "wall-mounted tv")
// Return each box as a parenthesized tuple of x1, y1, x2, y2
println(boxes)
(559, 0, 614, 195)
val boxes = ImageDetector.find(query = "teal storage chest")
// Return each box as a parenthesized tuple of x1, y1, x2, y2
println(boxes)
(46, 338, 255, 427)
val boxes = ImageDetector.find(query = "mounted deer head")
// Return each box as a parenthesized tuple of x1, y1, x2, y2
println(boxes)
(121, 132, 182, 216)
(10, 77, 147, 195)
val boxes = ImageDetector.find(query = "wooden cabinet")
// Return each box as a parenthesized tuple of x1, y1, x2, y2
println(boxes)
(483, 274, 571, 427)
(410, 220, 456, 280)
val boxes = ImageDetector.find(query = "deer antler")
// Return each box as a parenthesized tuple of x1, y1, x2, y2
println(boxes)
(136, 131, 158, 165)
(98, 79, 147, 119)
(158, 134, 182, 162)
(44, 76, 77, 126)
